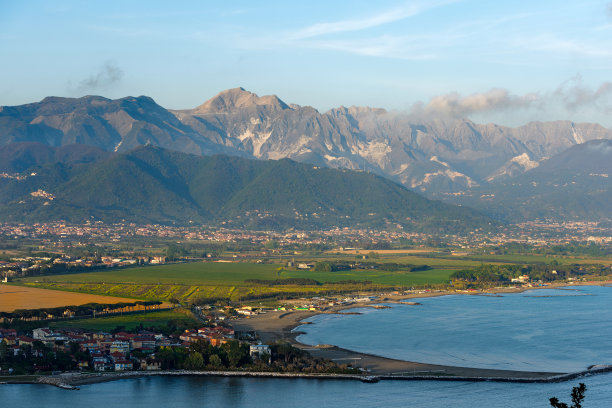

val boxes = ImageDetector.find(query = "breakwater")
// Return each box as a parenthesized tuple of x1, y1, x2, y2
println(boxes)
(34, 365, 612, 389)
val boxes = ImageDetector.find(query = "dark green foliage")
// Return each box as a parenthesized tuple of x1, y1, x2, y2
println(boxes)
(314, 261, 352, 272)
(450, 263, 607, 284)
(0, 145, 495, 232)
(549, 383, 587, 408)
(375, 263, 430, 272)
(0, 142, 111, 172)
(0, 336, 88, 374)
(1, 301, 163, 322)
(314, 260, 430, 273)
(268, 342, 357, 374)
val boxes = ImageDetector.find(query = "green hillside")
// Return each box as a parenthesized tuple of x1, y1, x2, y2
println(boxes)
(0, 145, 496, 232)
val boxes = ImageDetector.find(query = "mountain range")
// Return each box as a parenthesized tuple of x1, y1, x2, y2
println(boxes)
(444, 139, 612, 222)
(1, 88, 610, 224)
(0, 144, 494, 232)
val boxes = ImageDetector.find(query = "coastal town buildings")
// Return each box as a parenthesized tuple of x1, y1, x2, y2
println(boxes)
(1, 325, 257, 374)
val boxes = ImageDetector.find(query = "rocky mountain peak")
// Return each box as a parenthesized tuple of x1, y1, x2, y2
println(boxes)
(192, 87, 290, 114)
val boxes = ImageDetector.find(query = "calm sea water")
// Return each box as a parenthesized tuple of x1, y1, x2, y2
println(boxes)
(2, 374, 612, 408)
(297, 286, 612, 372)
(2, 286, 611, 407)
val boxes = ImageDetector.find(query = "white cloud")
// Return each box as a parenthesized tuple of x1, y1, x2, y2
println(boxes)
(419, 88, 540, 117)
(417, 77, 612, 118)
(554, 75, 612, 112)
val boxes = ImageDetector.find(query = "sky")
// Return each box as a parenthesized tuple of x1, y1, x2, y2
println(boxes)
(1, 0, 612, 127)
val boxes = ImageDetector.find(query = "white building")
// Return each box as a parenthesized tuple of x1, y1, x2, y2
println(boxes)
(249, 344, 271, 358)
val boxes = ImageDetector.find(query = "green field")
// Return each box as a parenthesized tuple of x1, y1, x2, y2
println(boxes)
(20, 260, 455, 303)
(29, 262, 281, 285)
(48, 309, 199, 331)
(24, 260, 455, 285)
(20, 250, 608, 305)
(281, 267, 453, 286)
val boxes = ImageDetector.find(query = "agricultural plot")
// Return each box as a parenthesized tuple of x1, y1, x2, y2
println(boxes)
(48, 309, 199, 331)
(19, 260, 456, 303)
(27, 262, 281, 285)
(21, 251, 600, 305)
(281, 268, 453, 286)
(0, 285, 141, 312)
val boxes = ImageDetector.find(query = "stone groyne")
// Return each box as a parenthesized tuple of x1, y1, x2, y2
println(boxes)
(35, 365, 612, 389)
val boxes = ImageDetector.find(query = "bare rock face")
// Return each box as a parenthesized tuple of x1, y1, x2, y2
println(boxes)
(1, 89, 611, 198)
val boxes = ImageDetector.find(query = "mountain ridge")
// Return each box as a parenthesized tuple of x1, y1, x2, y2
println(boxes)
(1, 89, 610, 202)
(442, 139, 612, 222)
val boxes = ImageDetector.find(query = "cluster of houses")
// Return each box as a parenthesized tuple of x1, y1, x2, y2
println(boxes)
(0, 324, 268, 373)
(0, 255, 169, 281)
(178, 326, 236, 347)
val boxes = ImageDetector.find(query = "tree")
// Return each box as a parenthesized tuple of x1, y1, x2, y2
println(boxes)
(0, 341, 9, 362)
(208, 354, 223, 369)
(550, 383, 587, 408)
(184, 352, 205, 370)
(223, 340, 250, 368)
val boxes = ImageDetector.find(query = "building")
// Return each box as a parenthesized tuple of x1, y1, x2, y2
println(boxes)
(114, 360, 133, 371)
(140, 358, 162, 371)
(249, 344, 271, 358)
(109, 340, 130, 354)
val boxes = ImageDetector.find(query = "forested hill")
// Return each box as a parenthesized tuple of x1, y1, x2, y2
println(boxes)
(0, 144, 495, 232)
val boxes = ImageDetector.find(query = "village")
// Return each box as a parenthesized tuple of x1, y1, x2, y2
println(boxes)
(0, 219, 609, 252)
(0, 286, 452, 376)
(0, 322, 271, 374)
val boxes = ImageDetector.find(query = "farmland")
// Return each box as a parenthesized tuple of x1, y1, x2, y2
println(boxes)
(0, 285, 141, 312)
(18, 259, 456, 303)
(14, 251, 610, 305)
(47, 308, 199, 331)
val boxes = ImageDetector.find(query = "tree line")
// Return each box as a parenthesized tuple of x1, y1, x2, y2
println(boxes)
(158, 340, 356, 374)
(0, 301, 164, 322)
(450, 263, 610, 284)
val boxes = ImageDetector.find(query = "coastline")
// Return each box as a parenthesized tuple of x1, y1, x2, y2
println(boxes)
(4, 281, 611, 388)
(6, 365, 612, 390)
(231, 281, 612, 379)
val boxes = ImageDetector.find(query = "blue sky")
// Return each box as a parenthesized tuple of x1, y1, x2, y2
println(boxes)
(2, 0, 612, 126)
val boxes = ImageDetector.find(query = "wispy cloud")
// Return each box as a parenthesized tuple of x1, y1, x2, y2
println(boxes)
(290, 5, 419, 40)
(74, 62, 124, 94)
(554, 75, 612, 112)
(415, 77, 612, 118)
(289, 0, 456, 40)
(416, 89, 540, 117)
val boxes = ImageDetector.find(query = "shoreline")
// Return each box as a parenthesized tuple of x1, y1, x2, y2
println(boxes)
(231, 281, 612, 379)
(5, 364, 612, 390)
(4, 281, 611, 388)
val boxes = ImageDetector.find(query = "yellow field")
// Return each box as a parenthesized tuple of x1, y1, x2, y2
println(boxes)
(0, 284, 143, 312)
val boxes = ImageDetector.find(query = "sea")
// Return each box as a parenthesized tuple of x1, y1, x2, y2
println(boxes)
(2, 286, 611, 407)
